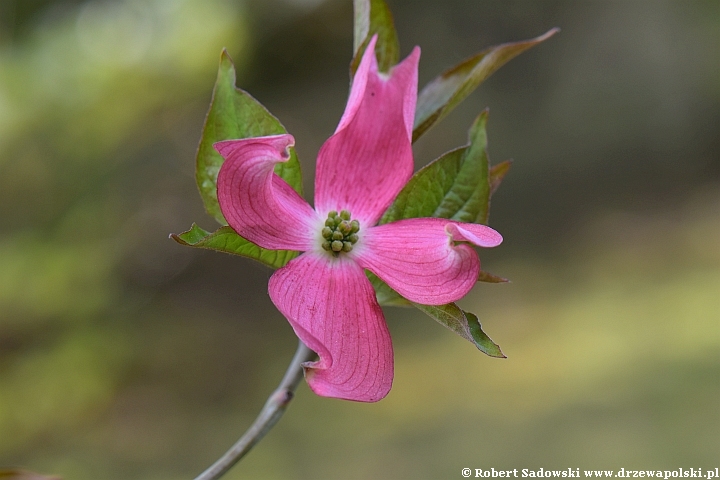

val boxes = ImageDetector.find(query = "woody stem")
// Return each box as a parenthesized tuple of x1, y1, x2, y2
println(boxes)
(193, 339, 317, 480)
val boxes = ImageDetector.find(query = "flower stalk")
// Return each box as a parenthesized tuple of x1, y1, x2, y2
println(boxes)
(194, 340, 316, 480)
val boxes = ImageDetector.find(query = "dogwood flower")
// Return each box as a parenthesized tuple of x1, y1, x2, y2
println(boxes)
(215, 37, 502, 402)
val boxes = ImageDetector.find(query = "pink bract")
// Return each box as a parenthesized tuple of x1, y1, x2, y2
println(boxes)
(216, 37, 502, 402)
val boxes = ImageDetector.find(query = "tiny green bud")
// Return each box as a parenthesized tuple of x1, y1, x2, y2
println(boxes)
(320, 209, 360, 255)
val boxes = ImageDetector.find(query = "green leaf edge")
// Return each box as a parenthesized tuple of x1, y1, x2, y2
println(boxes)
(170, 223, 298, 270)
(412, 28, 559, 142)
(351, 0, 400, 75)
(380, 109, 491, 225)
(477, 270, 510, 284)
(195, 49, 304, 226)
(489, 159, 512, 196)
(413, 302, 505, 358)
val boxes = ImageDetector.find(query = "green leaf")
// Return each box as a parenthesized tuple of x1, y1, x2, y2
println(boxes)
(196, 49, 303, 225)
(170, 223, 298, 269)
(413, 303, 505, 358)
(477, 270, 509, 284)
(351, 0, 400, 75)
(413, 28, 559, 142)
(381, 110, 491, 225)
(366, 271, 410, 306)
(489, 159, 512, 196)
(367, 266, 507, 356)
(463, 310, 506, 358)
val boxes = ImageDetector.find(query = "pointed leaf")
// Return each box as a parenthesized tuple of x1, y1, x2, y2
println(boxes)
(464, 310, 505, 358)
(351, 0, 399, 75)
(381, 110, 490, 225)
(170, 223, 298, 269)
(413, 303, 505, 358)
(197, 50, 303, 225)
(413, 28, 559, 141)
(477, 270, 509, 283)
(489, 159, 512, 196)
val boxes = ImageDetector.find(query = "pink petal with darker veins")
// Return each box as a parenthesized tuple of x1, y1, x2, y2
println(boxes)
(268, 252, 393, 402)
(216, 134, 320, 251)
(352, 218, 503, 305)
(314, 36, 420, 226)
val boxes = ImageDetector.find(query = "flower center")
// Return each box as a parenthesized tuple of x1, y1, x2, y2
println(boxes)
(321, 210, 360, 254)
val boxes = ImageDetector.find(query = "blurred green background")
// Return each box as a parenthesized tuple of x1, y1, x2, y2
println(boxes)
(0, 0, 718, 479)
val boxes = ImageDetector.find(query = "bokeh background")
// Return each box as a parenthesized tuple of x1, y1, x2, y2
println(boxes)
(1, 0, 718, 479)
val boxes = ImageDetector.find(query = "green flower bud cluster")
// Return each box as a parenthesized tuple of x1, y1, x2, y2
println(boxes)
(321, 210, 360, 254)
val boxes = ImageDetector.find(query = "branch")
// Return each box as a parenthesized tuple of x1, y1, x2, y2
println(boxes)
(194, 340, 316, 480)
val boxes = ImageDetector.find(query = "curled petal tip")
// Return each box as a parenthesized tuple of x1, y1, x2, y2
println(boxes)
(215, 133, 315, 251)
(446, 223, 503, 248)
(213, 133, 295, 159)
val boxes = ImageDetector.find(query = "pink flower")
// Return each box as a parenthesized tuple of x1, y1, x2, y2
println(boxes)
(215, 37, 502, 402)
